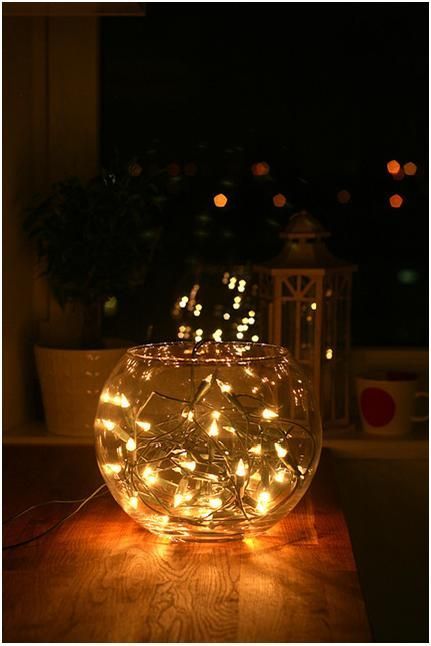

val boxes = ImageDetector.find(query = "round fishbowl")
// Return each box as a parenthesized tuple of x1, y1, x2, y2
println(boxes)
(94, 342, 322, 541)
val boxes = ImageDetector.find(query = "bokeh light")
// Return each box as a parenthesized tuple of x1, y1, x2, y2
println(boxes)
(337, 189, 351, 204)
(167, 162, 181, 177)
(252, 161, 270, 177)
(273, 193, 287, 207)
(214, 193, 228, 208)
(184, 162, 198, 176)
(387, 160, 401, 175)
(398, 269, 419, 285)
(393, 169, 405, 181)
(403, 162, 417, 176)
(389, 194, 404, 208)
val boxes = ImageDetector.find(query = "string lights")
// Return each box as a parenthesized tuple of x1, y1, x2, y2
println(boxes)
(95, 341, 321, 541)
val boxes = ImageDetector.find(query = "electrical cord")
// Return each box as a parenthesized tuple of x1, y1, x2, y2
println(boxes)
(3, 483, 108, 551)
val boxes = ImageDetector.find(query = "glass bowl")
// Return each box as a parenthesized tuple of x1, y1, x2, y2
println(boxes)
(95, 341, 322, 541)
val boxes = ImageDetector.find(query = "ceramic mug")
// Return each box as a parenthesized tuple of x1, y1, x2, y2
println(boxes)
(356, 371, 428, 436)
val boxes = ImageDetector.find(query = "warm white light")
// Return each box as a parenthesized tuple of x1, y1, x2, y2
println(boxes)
(228, 283, 235, 290)
(248, 317, 255, 325)
(179, 459, 196, 472)
(274, 442, 287, 458)
(238, 285, 245, 293)
(209, 497, 223, 509)
(217, 380, 232, 393)
(236, 332, 244, 339)
(262, 407, 278, 420)
(233, 303, 240, 310)
(251, 335, 259, 342)
(326, 348, 333, 360)
(223, 425, 236, 434)
(120, 394, 130, 408)
(234, 296, 241, 303)
(126, 438, 136, 452)
(193, 310, 201, 317)
(179, 301, 187, 308)
(259, 490, 271, 504)
(274, 470, 285, 483)
(256, 490, 271, 514)
(248, 310, 255, 317)
(101, 391, 111, 404)
(195, 335, 202, 342)
(223, 312, 230, 320)
(102, 418, 116, 432)
(209, 418, 219, 437)
(143, 466, 158, 485)
(236, 458, 246, 477)
(136, 420, 151, 432)
(211, 410, 221, 420)
(249, 444, 262, 455)
(196, 328, 203, 336)
(104, 463, 121, 474)
(129, 496, 139, 510)
(311, 302, 317, 311)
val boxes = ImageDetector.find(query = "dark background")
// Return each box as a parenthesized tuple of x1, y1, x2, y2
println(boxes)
(100, 2, 428, 346)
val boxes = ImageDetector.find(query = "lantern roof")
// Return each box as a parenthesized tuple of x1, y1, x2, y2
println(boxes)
(256, 210, 356, 271)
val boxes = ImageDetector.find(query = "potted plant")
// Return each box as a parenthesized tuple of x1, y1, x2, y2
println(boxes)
(25, 165, 162, 437)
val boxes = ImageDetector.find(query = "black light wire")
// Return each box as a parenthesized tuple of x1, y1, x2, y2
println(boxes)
(3, 483, 107, 550)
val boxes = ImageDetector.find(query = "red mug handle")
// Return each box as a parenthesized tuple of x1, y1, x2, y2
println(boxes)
(411, 392, 429, 423)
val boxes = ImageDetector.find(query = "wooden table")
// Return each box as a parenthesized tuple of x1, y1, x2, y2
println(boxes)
(3, 446, 371, 642)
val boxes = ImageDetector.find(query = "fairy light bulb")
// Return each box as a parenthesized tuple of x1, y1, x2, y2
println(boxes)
(136, 420, 151, 432)
(223, 312, 230, 320)
(257, 490, 271, 513)
(216, 379, 232, 393)
(183, 410, 193, 422)
(251, 335, 259, 342)
(126, 437, 136, 452)
(212, 410, 221, 420)
(311, 302, 317, 311)
(236, 458, 246, 477)
(209, 497, 223, 509)
(262, 407, 278, 420)
(120, 394, 130, 408)
(104, 463, 121, 474)
(274, 470, 285, 483)
(143, 466, 158, 485)
(179, 459, 196, 471)
(102, 419, 116, 431)
(129, 496, 139, 510)
(209, 418, 219, 437)
(274, 442, 287, 458)
(249, 444, 262, 455)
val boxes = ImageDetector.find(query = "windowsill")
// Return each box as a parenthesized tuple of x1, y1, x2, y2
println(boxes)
(3, 421, 428, 459)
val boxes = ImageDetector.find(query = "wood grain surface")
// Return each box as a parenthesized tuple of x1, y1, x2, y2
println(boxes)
(3, 446, 371, 642)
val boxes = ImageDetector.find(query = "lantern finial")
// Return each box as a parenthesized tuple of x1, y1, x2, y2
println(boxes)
(281, 210, 330, 241)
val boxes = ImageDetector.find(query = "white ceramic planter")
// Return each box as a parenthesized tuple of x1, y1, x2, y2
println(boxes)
(35, 344, 128, 437)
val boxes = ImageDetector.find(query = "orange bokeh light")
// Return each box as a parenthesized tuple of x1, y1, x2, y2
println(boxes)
(387, 160, 401, 175)
(403, 162, 417, 176)
(214, 193, 228, 208)
(337, 189, 351, 204)
(167, 162, 181, 177)
(389, 194, 404, 208)
(252, 162, 270, 177)
(184, 162, 198, 176)
(273, 193, 287, 208)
